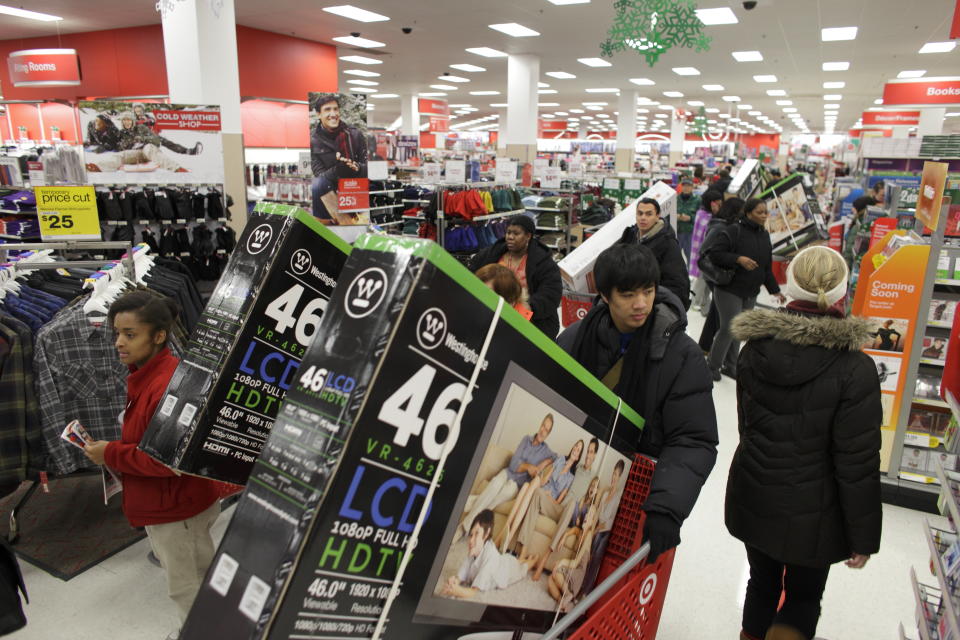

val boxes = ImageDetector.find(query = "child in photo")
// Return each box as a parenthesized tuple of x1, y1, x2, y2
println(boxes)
(442, 510, 534, 599)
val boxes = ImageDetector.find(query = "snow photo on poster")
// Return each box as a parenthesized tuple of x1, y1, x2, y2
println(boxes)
(79, 101, 224, 185)
(308, 92, 369, 225)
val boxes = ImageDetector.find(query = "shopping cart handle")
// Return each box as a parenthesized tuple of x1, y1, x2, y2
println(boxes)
(540, 541, 651, 640)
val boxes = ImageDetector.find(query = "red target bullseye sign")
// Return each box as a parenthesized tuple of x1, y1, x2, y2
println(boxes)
(638, 573, 658, 605)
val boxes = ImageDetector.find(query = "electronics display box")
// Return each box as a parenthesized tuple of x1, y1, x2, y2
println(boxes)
(139, 203, 351, 484)
(182, 235, 644, 639)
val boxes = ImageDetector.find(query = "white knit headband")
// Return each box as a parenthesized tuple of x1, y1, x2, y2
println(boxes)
(784, 245, 849, 307)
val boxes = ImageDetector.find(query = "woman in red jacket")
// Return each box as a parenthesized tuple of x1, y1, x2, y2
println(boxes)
(84, 291, 220, 639)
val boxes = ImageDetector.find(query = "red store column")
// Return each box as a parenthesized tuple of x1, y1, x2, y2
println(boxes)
(160, 0, 246, 230)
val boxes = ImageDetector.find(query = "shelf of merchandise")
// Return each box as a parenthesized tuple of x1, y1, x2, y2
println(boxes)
(908, 566, 939, 640)
(936, 279, 960, 287)
(930, 320, 955, 329)
(922, 519, 960, 639)
(915, 398, 952, 410)
(920, 358, 947, 367)
(935, 460, 960, 526)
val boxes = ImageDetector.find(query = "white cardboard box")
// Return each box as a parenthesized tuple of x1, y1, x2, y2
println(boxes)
(558, 181, 677, 293)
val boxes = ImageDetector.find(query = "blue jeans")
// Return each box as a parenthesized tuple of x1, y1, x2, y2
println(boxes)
(677, 230, 693, 262)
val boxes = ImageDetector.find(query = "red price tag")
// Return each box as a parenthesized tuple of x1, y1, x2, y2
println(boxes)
(337, 178, 370, 212)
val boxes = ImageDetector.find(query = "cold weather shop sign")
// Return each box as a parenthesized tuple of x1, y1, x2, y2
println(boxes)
(882, 77, 960, 105)
(7, 49, 80, 87)
(861, 111, 921, 126)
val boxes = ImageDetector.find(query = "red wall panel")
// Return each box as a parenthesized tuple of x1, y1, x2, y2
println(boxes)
(40, 102, 80, 142)
(7, 103, 40, 140)
(282, 104, 309, 148)
(240, 100, 310, 148)
(236, 26, 337, 101)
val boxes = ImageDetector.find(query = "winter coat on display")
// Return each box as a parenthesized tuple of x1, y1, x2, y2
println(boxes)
(85, 117, 122, 153)
(103, 348, 220, 528)
(707, 216, 780, 300)
(725, 305, 883, 567)
(468, 238, 562, 339)
(619, 220, 691, 309)
(558, 288, 718, 528)
(310, 123, 368, 185)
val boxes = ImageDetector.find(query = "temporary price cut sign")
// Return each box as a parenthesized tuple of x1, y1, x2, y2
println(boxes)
(34, 186, 100, 240)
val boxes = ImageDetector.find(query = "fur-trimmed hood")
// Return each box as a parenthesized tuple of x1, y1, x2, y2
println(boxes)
(731, 308, 872, 351)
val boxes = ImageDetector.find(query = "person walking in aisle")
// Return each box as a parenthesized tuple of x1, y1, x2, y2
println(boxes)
(619, 198, 691, 309)
(469, 215, 562, 338)
(703, 198, 785, 380)
(698, 197, 745, 354)
(689, 189, 724, 313)
(675, 178, 700, 261)
(83, 291, 220, 640)
(558, 244, 718, 564)
(726, 246, 882, 640)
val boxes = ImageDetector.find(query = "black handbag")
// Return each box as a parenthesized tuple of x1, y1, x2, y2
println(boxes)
(697, 223, 740, 287)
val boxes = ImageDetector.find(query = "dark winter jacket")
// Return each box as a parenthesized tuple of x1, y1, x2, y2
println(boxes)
(469, 238, 562, 338)
(725, 307, 882, 567)
(558, 288, 718, 527)
(619, 221, 691, 309)
(676, 193, 700, 234)
(118, 124, 164, 151)
(85, 117, 122, 153)
(310, 123, 368, 184)
(707, 217, 780, 300)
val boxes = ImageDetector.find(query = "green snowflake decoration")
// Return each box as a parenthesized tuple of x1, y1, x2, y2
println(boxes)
(691, 106, 708, 136)
(600, 0, 711, 67)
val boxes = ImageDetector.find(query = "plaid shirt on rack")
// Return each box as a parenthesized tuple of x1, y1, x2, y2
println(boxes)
(0, 314, 41, 486)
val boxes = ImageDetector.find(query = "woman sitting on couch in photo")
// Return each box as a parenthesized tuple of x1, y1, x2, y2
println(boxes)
(495, 439, 584, 553)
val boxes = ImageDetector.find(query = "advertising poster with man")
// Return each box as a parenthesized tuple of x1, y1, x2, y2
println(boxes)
(78, 101, 223, 185)
(308, 92, 369, 225)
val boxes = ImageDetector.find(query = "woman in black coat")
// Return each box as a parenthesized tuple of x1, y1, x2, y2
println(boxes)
(468, 215, 562, 338)
(703, 198, 785, 380)
(619, 197, 690, 309)
(726, 246, 882, 640)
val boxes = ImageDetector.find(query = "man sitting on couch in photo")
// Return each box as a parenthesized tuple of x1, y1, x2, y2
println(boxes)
(455, 414, 556, 543)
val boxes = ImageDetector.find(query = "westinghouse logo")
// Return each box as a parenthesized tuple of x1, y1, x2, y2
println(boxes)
(416, 307, 447, 350)
(290, 248, 312, 275)
(246, 224, 274, 255)
(344, 267, 388, 318)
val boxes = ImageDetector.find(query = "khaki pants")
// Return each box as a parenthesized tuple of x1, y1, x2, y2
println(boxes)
(145, 501, 220, 623)
(462, 469, 518, 536)
(95, 144, 182, 172)
(517, 488, 566, 549)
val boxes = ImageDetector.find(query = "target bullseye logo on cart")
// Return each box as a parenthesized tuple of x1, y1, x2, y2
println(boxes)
(345, 267, 388, 318)
(638, 573, 657, 605)
(576, 307, 588, 320)
(246, 224, 274, 255)
(416, 307, 448, 350)
(290, 248, 312, 275)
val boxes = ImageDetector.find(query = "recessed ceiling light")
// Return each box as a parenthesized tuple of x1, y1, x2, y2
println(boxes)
(737, 104, 753, 110)
(430, 84, 458, 90)
(346, 79, 378, 86)
(541, 113, 556, 118)
(344, 69, 381, 77)
(748, 110, 761, 116)
(897, 70, 926, 79)
(322, 5, 390, 22)
(556, 111, 569, 116)
(874, 98, 883, 105)
(339, 55, 383, 65)
(450, 63, 486, 73)
(821, 26, 857, 41)
(703, 84, 724, 91)
(332, 35, 385, 48)
(753, 75, 777, 83)
(0, 4, 63, 20)
(630, 77, 656, 85)
(448, 104, 471, 107)
(546, 71, 577, 79)
(418, 92, 447, 97)
(636, 108, 650, 113)
(466, 47, 508, 57)
(371, 93, 398, 99)
(706, 107, 720, 113)
(823, 94, 842, 100)
(722, 95, 741, 102)
(672, 67, 700, 75)
(489, 22, 540, 37)
(662, 91, 684, 98)
(657, 104, 674, 110)
(470, 90, 500, 95)
(570, 108, 585, 113)
(782, 107, 797, 112)
(687, 100, 705, 106)
(824, 110, 839, 115)
(824, 103, 840, 109)
(776, 100, 793, 106)
(586, 88, 620, 93)
(822, 81, 845, 89)
(919, 41, 956, 54)
(440, 75, 470, 83)
(696, 7, 738, 25)
(578, 57, 612, 67)
(538, 82, 551, 88)
(719, 114, 731, 119)
(538, 89, 558, 94)
(767, 89, 787, 96)
(822, 61, 850, 71)
(731, 50, 763, 62)
(547, 0, 591, 5)
(350, 87, 375, 93)
(586, 105, 603, 110)
(582, 101, 608, 105)
(489, 102, 508, 107)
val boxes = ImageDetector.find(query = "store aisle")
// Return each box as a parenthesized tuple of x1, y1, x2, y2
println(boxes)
(7, 310, 940, 640)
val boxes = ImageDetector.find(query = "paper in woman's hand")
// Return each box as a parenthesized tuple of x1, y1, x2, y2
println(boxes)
(60, 420, 94, 449)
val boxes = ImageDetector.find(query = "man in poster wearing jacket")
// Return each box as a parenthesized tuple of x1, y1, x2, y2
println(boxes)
(558, 243, 718, 564)
(310, 93, 368, 225)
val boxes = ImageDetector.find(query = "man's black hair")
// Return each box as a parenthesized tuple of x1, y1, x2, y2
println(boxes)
(594, 243, 660, 299)
(588, 437, 599, 454)
(700, 189, 723, 211)
(852, 195, 877, 213)
(871, 180, 885, 193)
(314, 93, 341, 111)
(638, 197, 661, 216)
(471, 509, 495, 540)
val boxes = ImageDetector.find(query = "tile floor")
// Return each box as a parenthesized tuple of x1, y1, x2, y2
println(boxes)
(8, 310, 941, 640)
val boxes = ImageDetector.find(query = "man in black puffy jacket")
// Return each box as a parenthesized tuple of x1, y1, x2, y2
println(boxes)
(619, 197, 690, 309)
(558, 243, 718, 563)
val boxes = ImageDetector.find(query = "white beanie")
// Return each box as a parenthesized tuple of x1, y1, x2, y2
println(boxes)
(784, 245, 849, 307)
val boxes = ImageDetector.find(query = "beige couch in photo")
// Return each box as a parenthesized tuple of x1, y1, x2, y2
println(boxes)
(461, 444, 577, 571)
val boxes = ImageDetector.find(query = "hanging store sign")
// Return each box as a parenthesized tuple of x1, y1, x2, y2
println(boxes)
(861, 111, 921, 126)
(428, 115, 449, 133)
(882, 77, 960, 105)
(7, 49, 81, 87)
(418, 98, 449, 117)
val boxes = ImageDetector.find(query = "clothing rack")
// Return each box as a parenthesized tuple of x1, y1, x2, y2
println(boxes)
(0, 241, 135, 275)
(436, 181, 522, 248)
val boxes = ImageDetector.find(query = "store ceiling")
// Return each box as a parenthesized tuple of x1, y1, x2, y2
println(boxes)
(4, 0, 960, 136)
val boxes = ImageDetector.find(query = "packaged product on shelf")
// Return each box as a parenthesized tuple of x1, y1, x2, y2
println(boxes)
(928, 451, 958, 474)
(921, 336, 948, 361)
(901, 446, 930, 472)
(139, 204, 350, 484)
(938, 251, 952, 279)
(916, 374, 943, 401)
(954, 257, 960, 280)
(181, 234, 643, 640)
(929, 299, 958, 326)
